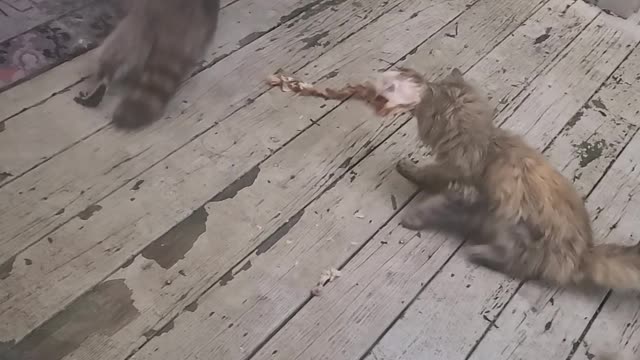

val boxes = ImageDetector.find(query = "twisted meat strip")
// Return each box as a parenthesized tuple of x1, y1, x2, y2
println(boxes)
(267, 73, 395, 116)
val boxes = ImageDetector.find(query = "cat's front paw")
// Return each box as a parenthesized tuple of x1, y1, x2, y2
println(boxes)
(400, 211, 425, 230)
(395, 158, 418, 180)
(399, 199, 434, 231)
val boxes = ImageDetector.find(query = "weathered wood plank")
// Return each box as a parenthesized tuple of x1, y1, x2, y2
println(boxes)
(0, 48, 93, 122)
(0, 0, 398, 270)
(571, 49, 640, 360)
(547, 111, 637, 195)
(0, 0, 313, 184)
(471, 46, 640, 360)
(122, 0, 564, 359)
(220, 0, 239, 8)
(584, 41, 640, 124)
(494, 10, 640, 136)
(574, 292, 640, 360)
(366, 14, 640, 360)
(0, 0, 456, 349)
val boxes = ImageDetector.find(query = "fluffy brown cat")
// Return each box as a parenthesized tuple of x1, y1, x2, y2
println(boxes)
(75, 0, 220, 129)
(390, 68, 640, 290)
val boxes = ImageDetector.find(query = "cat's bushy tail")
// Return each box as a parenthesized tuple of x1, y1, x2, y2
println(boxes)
(577, 243, 640, 290)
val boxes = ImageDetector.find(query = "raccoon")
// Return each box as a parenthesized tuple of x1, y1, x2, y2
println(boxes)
(75, 0, 220, 129)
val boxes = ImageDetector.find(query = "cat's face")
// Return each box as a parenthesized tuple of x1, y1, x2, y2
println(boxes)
(411, 68, 468, 135)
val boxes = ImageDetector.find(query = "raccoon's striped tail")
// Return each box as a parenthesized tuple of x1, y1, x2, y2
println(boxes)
(112, 53, 190, 129)
(577, 242, 640, 291)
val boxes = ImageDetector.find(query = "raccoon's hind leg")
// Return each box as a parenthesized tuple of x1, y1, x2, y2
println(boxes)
(396, 159, 460, 193)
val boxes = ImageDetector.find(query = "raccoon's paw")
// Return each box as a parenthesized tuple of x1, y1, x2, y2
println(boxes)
(112, 98, 163, 130)
(73, 83, 107, 108)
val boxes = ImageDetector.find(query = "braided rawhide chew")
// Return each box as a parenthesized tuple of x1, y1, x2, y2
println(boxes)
(268, 74, 408, 116)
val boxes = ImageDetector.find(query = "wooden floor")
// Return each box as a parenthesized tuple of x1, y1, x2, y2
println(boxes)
(1, 0, 640, 359)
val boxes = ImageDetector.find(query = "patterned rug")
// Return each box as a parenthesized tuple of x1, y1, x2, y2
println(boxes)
(0, 0, 123, 92)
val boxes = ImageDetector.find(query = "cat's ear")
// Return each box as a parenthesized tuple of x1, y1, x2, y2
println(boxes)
(445, 68, 464, 82)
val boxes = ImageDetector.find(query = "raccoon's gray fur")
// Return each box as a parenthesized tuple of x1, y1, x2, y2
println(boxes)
(76, 0, 220, 129)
